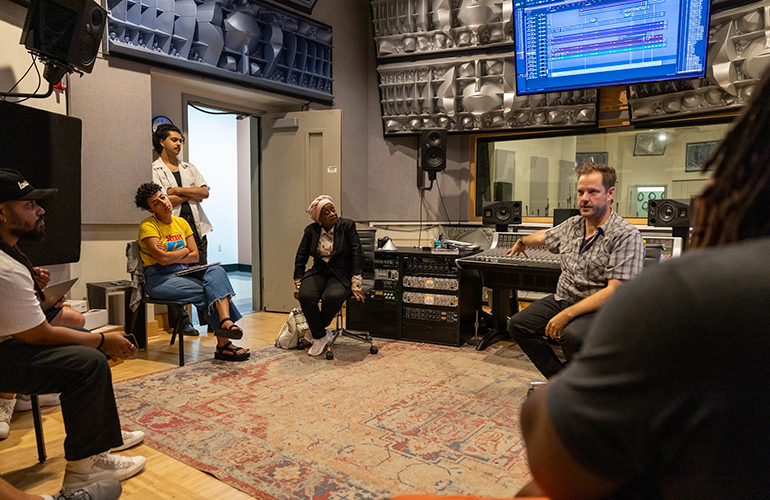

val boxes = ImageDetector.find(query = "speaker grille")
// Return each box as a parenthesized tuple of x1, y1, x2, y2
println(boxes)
(79, 33, 99, 65)
(426, 130, 443, 147)
(424, 146, 445, 169)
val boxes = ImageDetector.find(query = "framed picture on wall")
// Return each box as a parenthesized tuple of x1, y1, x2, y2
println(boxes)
(576, 152, 608, 167)
(634, 133, 667, 156)
(685, 140, 718, 172)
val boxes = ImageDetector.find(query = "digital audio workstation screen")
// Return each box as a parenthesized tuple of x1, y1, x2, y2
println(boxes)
(513, 0, 711, 94)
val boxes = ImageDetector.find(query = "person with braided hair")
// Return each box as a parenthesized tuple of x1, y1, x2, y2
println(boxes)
(517, 66, 770, 499)
(0, 169, 145, 494)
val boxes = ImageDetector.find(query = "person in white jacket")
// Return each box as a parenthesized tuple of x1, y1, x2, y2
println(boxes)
(151, 124, 213, 334)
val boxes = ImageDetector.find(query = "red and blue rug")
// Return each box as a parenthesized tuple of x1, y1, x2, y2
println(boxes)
(114, 340, 542, 499)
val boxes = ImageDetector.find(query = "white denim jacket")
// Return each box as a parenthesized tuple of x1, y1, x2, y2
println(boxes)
(151, 157, 213, 237)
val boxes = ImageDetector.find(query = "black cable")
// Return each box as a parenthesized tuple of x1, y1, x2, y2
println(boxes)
(8, 57, 43, 103)
(1, 55, 42, 102)
(418, 189, 423, 246)
(435, 177, 452, 225)
(1, 55, 35, 98)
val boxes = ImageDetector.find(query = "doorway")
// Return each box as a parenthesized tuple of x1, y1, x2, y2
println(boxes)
(185, 101, 260, 315)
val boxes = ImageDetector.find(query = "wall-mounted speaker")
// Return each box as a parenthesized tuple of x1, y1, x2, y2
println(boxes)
(648, 199, 691, 227)
(483, 201, 522, 230)
(21, 0, 107, 74)
(419, 128, 447, 174)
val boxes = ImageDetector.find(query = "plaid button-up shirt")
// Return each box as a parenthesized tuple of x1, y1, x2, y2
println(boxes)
(544, 212, 644, 303)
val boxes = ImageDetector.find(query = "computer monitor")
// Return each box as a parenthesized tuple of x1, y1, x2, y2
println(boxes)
(513, 0, 712, 94)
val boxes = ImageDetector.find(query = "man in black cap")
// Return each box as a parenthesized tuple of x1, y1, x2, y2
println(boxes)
(0, 169, 145, 496)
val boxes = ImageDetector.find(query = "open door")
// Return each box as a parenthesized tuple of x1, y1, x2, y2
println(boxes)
(260, 109, 342, 312)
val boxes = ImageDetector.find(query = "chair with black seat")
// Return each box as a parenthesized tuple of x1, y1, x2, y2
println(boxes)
(31, 395, 46, 462)
(125, 241, 193, 367)
(325, 227, 378, 360)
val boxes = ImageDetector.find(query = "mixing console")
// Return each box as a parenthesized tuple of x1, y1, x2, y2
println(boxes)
(464, 232, 560, 268)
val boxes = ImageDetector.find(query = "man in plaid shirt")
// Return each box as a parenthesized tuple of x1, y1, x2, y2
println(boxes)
(506, 162, 644, 378)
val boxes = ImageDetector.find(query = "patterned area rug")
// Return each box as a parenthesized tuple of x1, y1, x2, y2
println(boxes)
(114, 340, 543, 499)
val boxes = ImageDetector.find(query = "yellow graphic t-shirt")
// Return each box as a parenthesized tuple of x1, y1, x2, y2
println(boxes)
(138, 215, 193, 267)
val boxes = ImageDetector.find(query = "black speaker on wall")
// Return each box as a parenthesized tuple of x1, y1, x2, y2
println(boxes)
(0, 101, 82, 266)
(483, 201, 522, 232)
(419, 128, 447, 177)
(21, 0, 107, 75)
(647, 199, 691, 227)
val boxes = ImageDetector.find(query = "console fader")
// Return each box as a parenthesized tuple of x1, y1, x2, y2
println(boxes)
(464, 232, 560, 268)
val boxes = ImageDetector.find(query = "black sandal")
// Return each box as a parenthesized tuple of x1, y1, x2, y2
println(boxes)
(215, 341, 250, 361)
(214, 317, 243, 340)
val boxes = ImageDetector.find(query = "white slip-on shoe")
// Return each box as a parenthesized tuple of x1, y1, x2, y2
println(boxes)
(110, 430, 145, 452)
(51, 479, 122, 500)
(15, 393, 61, 412)
(0, 397, 16, 439)
(308, 330, 334, 357)
(62, 452, 146, 492)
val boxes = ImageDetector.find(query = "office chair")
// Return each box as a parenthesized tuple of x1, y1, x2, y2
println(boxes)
(126, 241, 194, 367)
(325, 228, 379, 360)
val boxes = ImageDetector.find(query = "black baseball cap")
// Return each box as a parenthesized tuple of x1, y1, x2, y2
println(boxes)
(0, 169, 58, 204)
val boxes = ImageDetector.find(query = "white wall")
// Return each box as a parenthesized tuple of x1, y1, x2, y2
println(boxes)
(187, 106, 239, 265)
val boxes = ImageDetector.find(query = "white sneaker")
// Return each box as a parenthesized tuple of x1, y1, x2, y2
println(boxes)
(62, 452, 146, 492)
(110, 430, 144, 452)
(308, 330, 334, 357)
(15, 393, 61, 412)
(51, 479, 122, 500)
(0, 397, 16, 440)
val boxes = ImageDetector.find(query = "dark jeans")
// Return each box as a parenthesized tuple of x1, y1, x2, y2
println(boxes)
(0, 334, 123, 460)
(297, 268, 349, 339)
(507, 294, 597, 379)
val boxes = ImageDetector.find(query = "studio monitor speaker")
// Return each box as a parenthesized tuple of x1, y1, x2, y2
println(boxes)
(483, 201, 522, 227)
(420, 128, 447, 173)
(21, 0, 107, 74)
(648, 199, 691, 227)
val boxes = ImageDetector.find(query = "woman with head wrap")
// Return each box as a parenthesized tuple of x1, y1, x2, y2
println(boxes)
(293, 195, 365, 356)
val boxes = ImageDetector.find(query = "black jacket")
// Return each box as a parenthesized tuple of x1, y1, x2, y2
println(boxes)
(293, 218, 363, 288)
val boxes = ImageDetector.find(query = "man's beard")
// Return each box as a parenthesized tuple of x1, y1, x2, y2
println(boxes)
(9, 216, 46, 242)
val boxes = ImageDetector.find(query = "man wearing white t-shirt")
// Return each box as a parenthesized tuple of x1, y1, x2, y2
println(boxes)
(0, 169, 144, 495)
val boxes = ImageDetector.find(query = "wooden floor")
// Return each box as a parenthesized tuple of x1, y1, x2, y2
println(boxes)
(0, 311, 288, 499)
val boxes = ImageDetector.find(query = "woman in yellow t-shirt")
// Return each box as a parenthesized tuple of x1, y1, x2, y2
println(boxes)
(134, 183, 249, 361)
